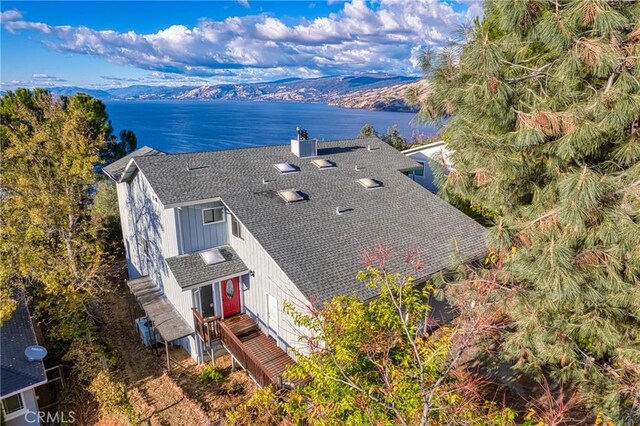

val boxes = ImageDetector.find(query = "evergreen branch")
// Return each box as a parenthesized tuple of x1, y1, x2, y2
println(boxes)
(506, 64, 551, 84)
(603, 68, 620, 95)
(520, 209, 558, 232)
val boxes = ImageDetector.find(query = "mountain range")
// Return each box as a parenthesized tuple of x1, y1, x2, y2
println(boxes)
(26, 74, 425, 112)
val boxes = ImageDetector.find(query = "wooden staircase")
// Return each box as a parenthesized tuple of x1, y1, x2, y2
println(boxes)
(192, 310, 296, 388)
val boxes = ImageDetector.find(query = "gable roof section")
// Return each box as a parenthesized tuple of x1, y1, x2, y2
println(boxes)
(1, 292, 47, 396)
(102, 146, 165, 181)
(134, 137, 486, 305)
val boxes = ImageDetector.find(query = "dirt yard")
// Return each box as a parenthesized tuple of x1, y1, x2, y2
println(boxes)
(95, 260, 257, 425)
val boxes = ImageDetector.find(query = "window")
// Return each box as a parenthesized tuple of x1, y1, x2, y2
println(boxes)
(231, 214, 244, 240)
(357, 177, 382, 189)
(278, 189, 304, 203)
(142, 238, 149, 258)
(412, 161, 425, 177)
(274, 163, 298, 174)
(2, 394, 24, 416)
(200, 248, 225, 265)
(151, 193, 159, 205)
(312, 158, 335, 169)
(202, 207, 224, 224)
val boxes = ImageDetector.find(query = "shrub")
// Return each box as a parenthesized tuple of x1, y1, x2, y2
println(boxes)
(88, 370, 136, 423)
(199, 364, 224, 385)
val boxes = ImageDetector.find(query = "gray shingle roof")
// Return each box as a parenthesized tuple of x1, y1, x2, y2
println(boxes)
(1, 292, 47, 396)
(166, 246, 248, 289)
(134, 137, 487, 304)
(102, 146, 164, 181)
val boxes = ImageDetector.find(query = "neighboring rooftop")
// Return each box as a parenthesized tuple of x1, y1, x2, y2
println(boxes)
(102, 146, 165, 181)
(166, 246, 248, 289)
(120, 137, 486, 304)
(1, 292, 47, 396)
(401, 140, 447, 154)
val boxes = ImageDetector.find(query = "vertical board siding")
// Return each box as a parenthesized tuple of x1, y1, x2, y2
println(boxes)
(228, 213, 312, 357)
(117, 170, 197, 359)
(116, 182, 139, 279)
(178, 201, 228, 254)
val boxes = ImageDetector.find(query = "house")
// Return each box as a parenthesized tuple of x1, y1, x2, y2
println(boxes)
(403, 141, 452, 193)
(104, 133, 485, 387)
(1, 293, 47, 426)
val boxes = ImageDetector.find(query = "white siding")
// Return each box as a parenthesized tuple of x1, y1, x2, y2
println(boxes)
(4, 389, 40, 426)
(405, 144, 452, 193)
(227, 209, 312, 356)
(119, 171, 179, 277)
(116, 170, 196, 358)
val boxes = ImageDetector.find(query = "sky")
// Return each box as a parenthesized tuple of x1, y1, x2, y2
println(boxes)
(0, 1, 483, 89)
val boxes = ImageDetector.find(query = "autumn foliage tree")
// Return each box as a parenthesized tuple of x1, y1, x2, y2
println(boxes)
(413, 0, 640, 421)
(229, 266, 524, 425)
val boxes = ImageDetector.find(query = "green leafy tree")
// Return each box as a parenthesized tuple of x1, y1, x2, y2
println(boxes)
(0, 88, 134, 419)
(229, 267, 522, 425)
(1, 89, 109, 333)
(91, 180, 123, 254)
(358, 123, 378, 138)
(381, 124, 409, 151)
(102, 129, 138, 165)
(416, 0, 640, 421)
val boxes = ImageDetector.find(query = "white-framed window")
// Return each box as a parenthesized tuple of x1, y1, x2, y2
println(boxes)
(412, 161, 425, 177)
(2, 393, 25, 419)
(231, 214, 244, 240)
(142, 238, 150, 258)
(151, 193, 159, 205)
(202, 207, 224, 225)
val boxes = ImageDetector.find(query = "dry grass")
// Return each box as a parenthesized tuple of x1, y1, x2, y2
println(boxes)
(96, 260, 256, 425)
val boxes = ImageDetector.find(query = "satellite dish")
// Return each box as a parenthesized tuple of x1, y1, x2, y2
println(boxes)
(24, 345, 47, 362)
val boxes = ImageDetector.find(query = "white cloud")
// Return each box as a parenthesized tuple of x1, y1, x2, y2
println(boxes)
(1, 73, 68, 88)
(1, 1, 473, 81)
(31, 73, 67, 83)
(236, 0, 250, 8)
(0, 9, 22, 22)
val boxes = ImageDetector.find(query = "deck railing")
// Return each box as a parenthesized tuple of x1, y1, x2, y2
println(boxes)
(192, 308, 220, 346)
(218, 320, 276, 388)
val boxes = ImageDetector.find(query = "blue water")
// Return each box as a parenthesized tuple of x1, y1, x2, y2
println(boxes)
(105, 100, 433, 153)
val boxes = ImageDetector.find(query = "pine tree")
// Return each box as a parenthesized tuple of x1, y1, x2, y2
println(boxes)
(416, 0, 640, 421)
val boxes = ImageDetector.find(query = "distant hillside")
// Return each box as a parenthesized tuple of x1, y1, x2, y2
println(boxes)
(327, 80, 430, 112)
(4, 74, 424, 112)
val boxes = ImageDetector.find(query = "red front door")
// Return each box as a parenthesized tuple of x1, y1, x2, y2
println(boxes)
(221, 277, 241, 317)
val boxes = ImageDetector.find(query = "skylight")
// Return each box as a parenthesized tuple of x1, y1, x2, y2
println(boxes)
(278, 189, 304, 203)
(274, 163, 298, 174)
(200, 248, 225, 266)
(357, 178, 382, 189)
(312, 158, 335, 169)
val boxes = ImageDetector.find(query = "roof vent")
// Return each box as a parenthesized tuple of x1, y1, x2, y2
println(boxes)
(312, 158, 335, 169)
(278, 189, 304, 203)
(291, 127, 317, 158)
(25, 345, 47, 362)
(200, 248, 225, 266)
(357, 178, 382, 190)
(274, 163, 298, 174)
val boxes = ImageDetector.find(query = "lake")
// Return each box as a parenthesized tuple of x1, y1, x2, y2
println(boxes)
(105, 100, 434, 153)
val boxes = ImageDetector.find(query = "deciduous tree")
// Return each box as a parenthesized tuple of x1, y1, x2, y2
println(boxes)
(230, 267, 519, 425)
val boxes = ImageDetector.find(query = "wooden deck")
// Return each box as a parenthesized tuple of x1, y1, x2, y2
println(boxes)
(220, 314, 296, 388)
